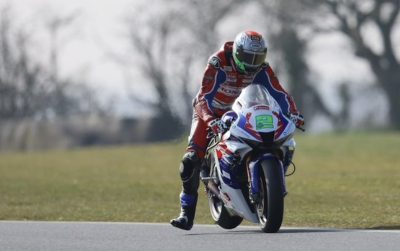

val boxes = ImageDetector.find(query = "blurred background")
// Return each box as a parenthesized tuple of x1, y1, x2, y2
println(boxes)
(0, 0, 399, 152)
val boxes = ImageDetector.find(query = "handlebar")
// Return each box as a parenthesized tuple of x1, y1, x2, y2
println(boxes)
(296, 126, 305, 132)
(284, 113, 305, 132)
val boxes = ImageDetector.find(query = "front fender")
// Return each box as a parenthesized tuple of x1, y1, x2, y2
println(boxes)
(248, 153, 286, 197)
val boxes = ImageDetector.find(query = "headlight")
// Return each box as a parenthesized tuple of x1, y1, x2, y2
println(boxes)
(241, 138, 263, 148)
(273, 134, 292, 148)
(240, 131, 291, 150)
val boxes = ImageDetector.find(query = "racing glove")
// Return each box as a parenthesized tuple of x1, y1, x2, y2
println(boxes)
(208, 118, 228, 134)
(289, 113, 305, 127)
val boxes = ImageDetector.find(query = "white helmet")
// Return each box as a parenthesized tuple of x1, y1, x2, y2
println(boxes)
(233, 30, 267, 73)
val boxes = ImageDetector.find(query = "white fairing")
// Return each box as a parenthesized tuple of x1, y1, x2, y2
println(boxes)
(220, 183, 259, 222)
(214, 140, 258, 222)
(221, 131, 252, 156)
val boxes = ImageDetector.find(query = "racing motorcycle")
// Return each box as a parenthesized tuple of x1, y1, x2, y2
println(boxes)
(200, 83, 303, 233)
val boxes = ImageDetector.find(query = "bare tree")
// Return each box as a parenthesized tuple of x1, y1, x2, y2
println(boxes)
(42, 10, 99, 117)
(0, 6, 107, 120)
(0, 6, 46, 119)
(308, 0, 400, 129)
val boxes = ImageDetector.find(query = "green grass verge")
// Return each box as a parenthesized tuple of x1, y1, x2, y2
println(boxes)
(1, 132, 400, 229)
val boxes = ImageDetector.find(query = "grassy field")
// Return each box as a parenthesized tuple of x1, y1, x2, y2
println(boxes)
(1, 131, 400, 229)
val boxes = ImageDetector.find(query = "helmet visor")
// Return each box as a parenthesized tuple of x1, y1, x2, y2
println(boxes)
(236, 48, 267, 67)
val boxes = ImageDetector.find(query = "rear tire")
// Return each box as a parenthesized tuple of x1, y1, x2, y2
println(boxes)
(256, 159, 284, 233)
(208, 191, 243, 229)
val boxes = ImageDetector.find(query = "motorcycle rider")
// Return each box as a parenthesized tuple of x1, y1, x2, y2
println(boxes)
(170, 30, 304, 231)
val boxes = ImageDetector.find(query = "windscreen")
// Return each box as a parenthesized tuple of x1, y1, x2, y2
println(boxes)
(238, 84, 272, 108)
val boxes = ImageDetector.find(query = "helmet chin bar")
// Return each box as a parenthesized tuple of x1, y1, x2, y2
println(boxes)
(234, 65, 260, 75)
(234, 62, 261, 74)
(243, 64, 261, 73)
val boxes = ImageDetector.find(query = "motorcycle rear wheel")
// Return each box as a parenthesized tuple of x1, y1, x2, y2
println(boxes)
(256, 159, 284, 233)
(208, 191, 243, 229)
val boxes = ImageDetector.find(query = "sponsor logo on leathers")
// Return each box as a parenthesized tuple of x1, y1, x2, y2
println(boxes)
(218, 85, 240, 97)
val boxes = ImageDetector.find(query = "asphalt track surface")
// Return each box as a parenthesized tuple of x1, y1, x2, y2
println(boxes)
(1, 221, 400, 251)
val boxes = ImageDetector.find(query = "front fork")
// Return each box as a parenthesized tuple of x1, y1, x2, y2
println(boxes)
(246, 153, 287, 204)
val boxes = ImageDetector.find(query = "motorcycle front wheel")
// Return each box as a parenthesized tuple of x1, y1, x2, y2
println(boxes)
(256, 159, 284, 233)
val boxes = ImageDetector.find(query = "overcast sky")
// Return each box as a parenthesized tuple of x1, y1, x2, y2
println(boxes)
(1, 0, 375, 86)
(0, 0, 375, 84)
(0, 0, 133, 97)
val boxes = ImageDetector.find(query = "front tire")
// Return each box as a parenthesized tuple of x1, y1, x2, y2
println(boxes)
(256, 159, 284, 233)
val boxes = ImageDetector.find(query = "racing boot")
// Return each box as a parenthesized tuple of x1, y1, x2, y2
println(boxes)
(171, 151, 200, 230)
(170, 192, 198, 230)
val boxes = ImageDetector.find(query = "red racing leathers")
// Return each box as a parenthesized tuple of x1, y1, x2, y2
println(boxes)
(187, 41, 299, 159)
